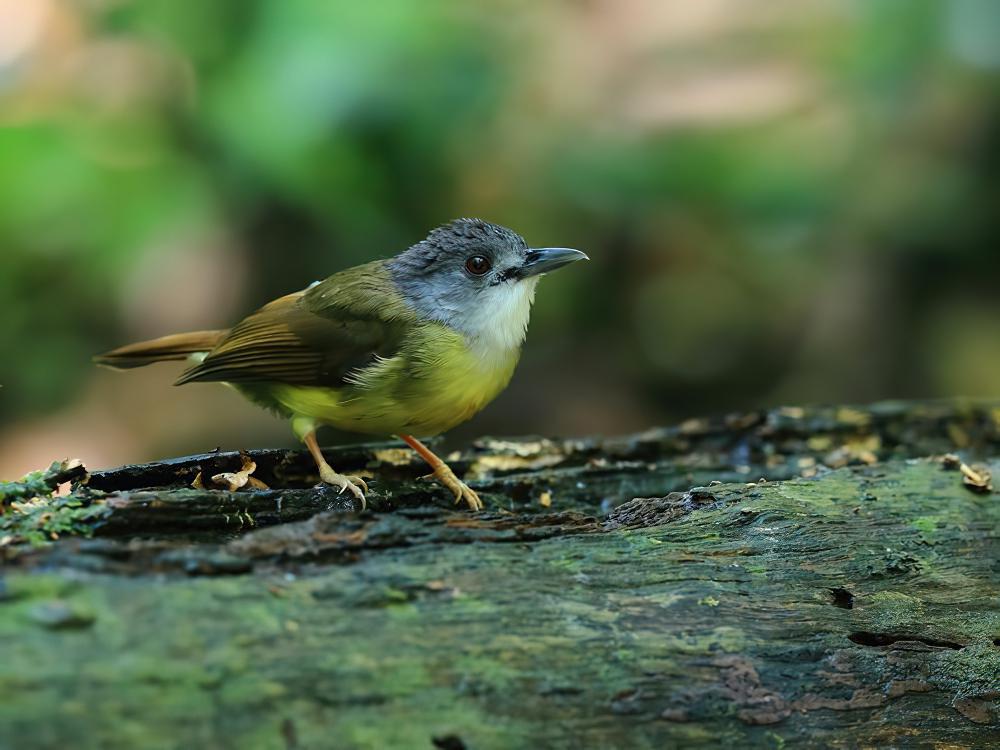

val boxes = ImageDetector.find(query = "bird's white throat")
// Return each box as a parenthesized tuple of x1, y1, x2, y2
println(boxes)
(462, 277, 539, 364)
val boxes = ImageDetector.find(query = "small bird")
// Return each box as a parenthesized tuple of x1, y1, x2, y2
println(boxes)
(95, 219, 587, 511)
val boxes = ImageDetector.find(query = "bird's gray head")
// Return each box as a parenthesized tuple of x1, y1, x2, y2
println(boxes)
(389, 218, 587, 353)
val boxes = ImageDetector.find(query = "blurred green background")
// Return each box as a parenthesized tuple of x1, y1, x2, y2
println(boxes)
(1, 0, 999, 477)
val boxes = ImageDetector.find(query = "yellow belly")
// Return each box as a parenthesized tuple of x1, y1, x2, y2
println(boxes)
(269, 323, 519, 437)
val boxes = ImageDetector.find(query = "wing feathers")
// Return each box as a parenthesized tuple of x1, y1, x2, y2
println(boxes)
(175, 270, 412, 388)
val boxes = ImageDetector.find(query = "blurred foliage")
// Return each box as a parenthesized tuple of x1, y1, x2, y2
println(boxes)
(0, 0, 999, 470)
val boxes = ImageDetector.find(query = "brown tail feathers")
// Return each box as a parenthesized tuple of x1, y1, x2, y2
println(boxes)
(94, 330, 227, 370)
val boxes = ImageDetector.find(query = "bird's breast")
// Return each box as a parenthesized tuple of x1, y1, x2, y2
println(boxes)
(268, 322, 521, 437)
(400, 325, 521, 434)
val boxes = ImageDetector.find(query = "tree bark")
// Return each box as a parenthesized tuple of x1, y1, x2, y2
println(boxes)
(1, 400, 998, 748)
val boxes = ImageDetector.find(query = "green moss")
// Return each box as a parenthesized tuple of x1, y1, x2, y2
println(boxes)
(910, 515, 935, 535)
(865, 591, 926, 629)
(930, 643, 1000, 699)
(0, 462, 107, 547)
(0, 462, 75, 504)
(2, 458, 999, 747)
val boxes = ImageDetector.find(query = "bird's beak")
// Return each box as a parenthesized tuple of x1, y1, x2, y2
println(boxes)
(518, 247, 589, 278)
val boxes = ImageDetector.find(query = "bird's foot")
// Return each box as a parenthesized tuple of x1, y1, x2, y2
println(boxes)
(424, 464, 483, 511)
(318, 464, 368, 510)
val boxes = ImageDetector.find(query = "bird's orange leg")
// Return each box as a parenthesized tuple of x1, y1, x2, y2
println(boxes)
(398, 434, 483, 511)
(302, 429, 368, 510)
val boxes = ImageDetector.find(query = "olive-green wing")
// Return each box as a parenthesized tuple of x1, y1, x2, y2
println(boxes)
(175, 262, 414, 387)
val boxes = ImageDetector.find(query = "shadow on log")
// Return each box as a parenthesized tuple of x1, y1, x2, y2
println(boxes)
(1, 400, 999, 747)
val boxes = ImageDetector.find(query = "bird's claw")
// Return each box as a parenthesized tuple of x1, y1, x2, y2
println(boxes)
(425, 465, 483, 511)
(319, 465, 368, 510)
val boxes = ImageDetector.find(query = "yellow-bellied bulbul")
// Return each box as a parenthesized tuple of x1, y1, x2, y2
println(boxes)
(96, 219, 587, 511)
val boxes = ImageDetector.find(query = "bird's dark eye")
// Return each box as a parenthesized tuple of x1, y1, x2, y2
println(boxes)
(464, 255, 492, 276)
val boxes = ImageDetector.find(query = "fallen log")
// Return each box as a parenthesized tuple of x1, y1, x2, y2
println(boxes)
(1, 400, 998, 747)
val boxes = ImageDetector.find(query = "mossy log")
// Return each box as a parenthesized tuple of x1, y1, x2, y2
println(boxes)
(1, 401, 999, 748)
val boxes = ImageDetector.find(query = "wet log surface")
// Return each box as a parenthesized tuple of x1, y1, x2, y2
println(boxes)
(2, 401, 999, 748)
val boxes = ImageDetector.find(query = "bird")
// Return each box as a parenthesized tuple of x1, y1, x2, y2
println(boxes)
(95, 218, 587, 511)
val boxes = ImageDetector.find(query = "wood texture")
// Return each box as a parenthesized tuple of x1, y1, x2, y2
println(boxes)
(1, 401, 998, 748)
